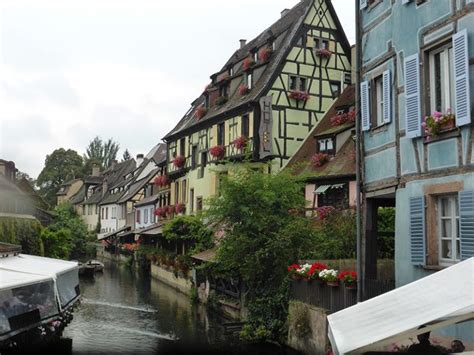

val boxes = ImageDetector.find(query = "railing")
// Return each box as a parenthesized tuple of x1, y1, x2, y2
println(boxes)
(290, 279, 395, 314)
(208, 275, 241, 299)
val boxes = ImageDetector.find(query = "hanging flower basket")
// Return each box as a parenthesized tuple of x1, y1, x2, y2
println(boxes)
(215, 96, 228, 106)
(209, 145, 226, 159)
(243, 57, 256, 71)
(232, 136, 247, 150)
(314, 48, 332, 58)
(173, 155, 186, 169)
(196, 105, 207, 120)
(154, 175, 169, 187)
(289, 90, 310, 101)
(258, 46, 273, 62)
(311, 152, 329, 168)
(422, 110, 456, 141)
(175, 203, 185, 214)
(238, 84, 250, 96)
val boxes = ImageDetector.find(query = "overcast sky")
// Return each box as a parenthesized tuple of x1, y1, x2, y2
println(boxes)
(0, 0, 355, 178)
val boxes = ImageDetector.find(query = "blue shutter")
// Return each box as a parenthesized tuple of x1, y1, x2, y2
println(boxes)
(453, 30, 471, 127)
(360, 81, 370, 131)
(383, 70, 391, 124)
(360, 0, 368, 10)
(402, 0, 412, 4)
(459, 191, 474, 260)
(410, 196, 425, 265)
(404, 54, 421, 138)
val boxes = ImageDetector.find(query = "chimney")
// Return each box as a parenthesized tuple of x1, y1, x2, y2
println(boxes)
(281, 9, 290, 18)
(239, 39, 247, 49)
(136, 154, 144, 166)
(92, 164, 100, 177)
(102, 179, 108, 197)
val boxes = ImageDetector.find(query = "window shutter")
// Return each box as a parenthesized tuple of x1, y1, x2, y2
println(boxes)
(360, 81, 371, 131)
(383, 70, 391, 123)
(402, 0, 411, 4)
(360, 0, 367, 10)
(404, 54, 421, 138)
(459, 190, 474, 260)
(409, 196, 425, 265)
(453, 30, 471, 127)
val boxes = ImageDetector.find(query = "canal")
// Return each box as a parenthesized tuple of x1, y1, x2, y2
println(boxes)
(63, 261, 299, 354)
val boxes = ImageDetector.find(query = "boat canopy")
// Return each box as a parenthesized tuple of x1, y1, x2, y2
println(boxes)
(0, 254, 80, 310)
(327, 258, 474, 354)
(0, 269, 59, 341)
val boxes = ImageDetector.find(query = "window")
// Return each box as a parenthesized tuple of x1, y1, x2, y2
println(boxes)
(219, 84, 228, 98)
(196, 197, 203, 212)
(190, 189, 194, 213)
(241, 114, 249, 137)
(199, 152, 207, 179)
(438, 195, 460, 265)
(372, 75, 384, 127)
(182, 180, 187, 203)
(229, 67, 234, 76)
(175, 182, 180, 204)
(144, 208, 148, 224)
(317, 184, 348, 208)
(106, 207, 109, 220)
(314, 37, 329, 50)
(253, 51, 258, 62)
(318, 138, 334, 154)
(180, 138, 186, 156)
(289, 76, 307, 91)
(136, 209, 141, 224)
(330, 81, 341, 98)
(428, 44, 454, 114)
(246, 73, 253, 90)
(191, 145, 198, 170)
(111, 207, 116, 219)
(217, 123, 225, 146)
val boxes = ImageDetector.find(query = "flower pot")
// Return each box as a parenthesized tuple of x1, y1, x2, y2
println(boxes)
(440, 119, 455, 131)
(326, 281, 339, 287)
(344, 282, 357, 290)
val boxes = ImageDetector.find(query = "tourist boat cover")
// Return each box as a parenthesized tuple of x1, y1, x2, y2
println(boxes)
(0, 269, 59, 341)
(327, 257, 474, 354)
(0, 254, 79, 310)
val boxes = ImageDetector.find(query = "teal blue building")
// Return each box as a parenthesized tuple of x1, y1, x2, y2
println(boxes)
(358, 0, 473, 342)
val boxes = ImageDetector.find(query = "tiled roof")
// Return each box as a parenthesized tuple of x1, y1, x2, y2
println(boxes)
(117, 168, 159, 204)
(69, 185, 86, 205)
(146, 143, 167, 165)
(135, 193, 160, 207)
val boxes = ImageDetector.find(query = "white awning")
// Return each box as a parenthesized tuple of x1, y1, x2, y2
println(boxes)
(331, 183, 345, 189)
(314, 185, 331, 194)
(327, 258, 474, 354)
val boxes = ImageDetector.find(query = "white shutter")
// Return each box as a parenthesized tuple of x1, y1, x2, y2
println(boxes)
(453, 30, 471, 127)
(404, 54, 421, 138)
(360, 81, 371, 131)
(383, 70, 391, 123)
(402, 0, 411, 4)
(360, 0, 367, 10)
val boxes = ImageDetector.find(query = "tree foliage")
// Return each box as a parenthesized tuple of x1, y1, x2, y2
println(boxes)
(122, 149, 132, 161)
(84, 136, 120, 169)
(0, 217, 42, 255)
(37, 148, 84, 205)
(204, 166, 316, 341)
(163, 215, 213, 254)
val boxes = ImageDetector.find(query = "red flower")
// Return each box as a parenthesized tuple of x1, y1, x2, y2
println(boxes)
(258, 47, 273, 62)
(243, 57, 255, 71)
(315, 206, 335, 220)
(288, 264, 300, 272)
(330, 109, 356, 126)
(311, 153, 329, 167)
(232, 136, 247, 150)
(196, 105, 207, 120)
(173, 155, 186, 168)
(209, 145, 225, 159)
(154, 207, 167, 218)
(308, 262, 328, 277)
(338, 271, 357, 283)
(314, 48, 332, 58)
(238, 84, 250, 96)
(289, 90, 310, 101)
(175, 203, 185, 214)
(154, 175, 169, 187)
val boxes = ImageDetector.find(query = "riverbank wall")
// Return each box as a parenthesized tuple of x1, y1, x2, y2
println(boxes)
(150, 264, 193, 296)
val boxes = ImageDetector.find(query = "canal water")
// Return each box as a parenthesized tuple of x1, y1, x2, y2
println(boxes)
(63, 261, 300, 355)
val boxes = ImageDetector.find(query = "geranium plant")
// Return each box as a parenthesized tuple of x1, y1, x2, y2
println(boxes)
(166, 205, 175, 215)
(175, 203, 185, 214)
(308, 262, 328, 280)
(289, 90, 310, 101)
(196, 105, 207, 120)
(422, 109, 455, 141)
(311, 152, 329, 167)
(154, 175, 169, 187)
(315, 206, 335, 220)
(330, 110, 356, 126)
(243, 57, 255, 71)
(314, 48, 332, 58)
(155, 207, 167, 218)
(232, 136, 247, 150)
(258, 46, 273, 62)
(238, 84, 250, 96)
(173, 155, 186, 169)
(209, 145, 225, 159)
(319, 269, 338, 283)
(338, 271, 357, 286)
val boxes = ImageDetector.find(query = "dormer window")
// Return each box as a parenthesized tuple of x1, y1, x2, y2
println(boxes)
(246, 73, 253, 90)
(272, 41, 276, 51)
(318, 137, 334, 155)
(219, 84, 228, 98)
(253, 51, 258, 62)
(314, 38, 329, 50)
(229, 67, 234, 76)
(205, 93, 210, 109)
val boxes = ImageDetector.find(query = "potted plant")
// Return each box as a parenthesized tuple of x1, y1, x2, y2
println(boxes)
(258, 46, 273, 62)
(330, 109, 356, 126)
(319, 269, 339, 286)
(422, 109, 456, 141)
(209, 145, 225, 159)
(232, 136, 247, 151)
(308, 262, 328, 283)
(196, 105, 207, 120)
(154, 175, 169, 187)
(215, 96, 228, 106)
(311, 152, 329, 168)
(314, 48, 332, 58)
(289, 90, 310, 101)
(288, 264, 301, 280)
(338, 271, 357, 290)
(238, 84, 250, 96)
(243, 57, 255, 71)
(173, 155, 186, 169)
(314, 205, 335, 220)
(166, 205, 175, 216)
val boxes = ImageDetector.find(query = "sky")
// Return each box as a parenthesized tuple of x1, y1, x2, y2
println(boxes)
(0, 0, 355, 178)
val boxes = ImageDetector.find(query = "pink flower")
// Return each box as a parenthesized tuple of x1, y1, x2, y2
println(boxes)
(433, 111, 442, 119)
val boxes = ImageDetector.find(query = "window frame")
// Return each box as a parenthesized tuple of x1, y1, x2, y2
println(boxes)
(314, 37, 329, 50)
(289, 75, 308, 92)
(217, 122, 225, 146)
(241, 114, 249, 137)
(437, 195, 460, 266)
(329, 80, 341, 99)
(427, 42, 455, 115)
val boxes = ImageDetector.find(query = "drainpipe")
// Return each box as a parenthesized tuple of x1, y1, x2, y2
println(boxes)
(355, 0, 363, 303)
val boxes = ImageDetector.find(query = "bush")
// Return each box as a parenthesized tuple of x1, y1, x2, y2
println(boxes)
(0, 217, 42, 255)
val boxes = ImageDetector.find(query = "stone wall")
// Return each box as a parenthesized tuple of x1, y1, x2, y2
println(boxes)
(150, 264, 192, 296)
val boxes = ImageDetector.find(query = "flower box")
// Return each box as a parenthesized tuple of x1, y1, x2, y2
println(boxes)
(173, 155, 186, 169)
(243, 57, 255, 71)
(196, 105, 207, 120)
(166, 205, 175, 215)
(215, 96, 228, 106)
(209, 145, 225, 159)
(289, 90, 310, 101)
(238, 84, 250, 96)
(314, 48, 332, 58)
(232, 136, 247, 150)
(258, 47, 273, 62)
(175, 203, 185, 214)
(330, 110, 356, 126)
(154, 207, 167, 218)
(422, 110, 456, 141)
(326, 281, 340, 287)
(338, 271, 357, 290)
(311, 152, 329, 168)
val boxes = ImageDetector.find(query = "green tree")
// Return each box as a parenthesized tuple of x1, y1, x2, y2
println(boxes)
(163, 215, 213, 253)
(204, 166, 316, 342)
(84, 136, 120, 169)
(37, 148, 84, 205)
(122, 149, 132, 161)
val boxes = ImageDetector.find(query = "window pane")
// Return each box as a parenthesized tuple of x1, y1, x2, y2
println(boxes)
(290, 76, 297, 91)
(326, 139, 333, 150)
(441, 198, 451, 217)
(299, 78, 306, 91)
(441, 239, 452, 259)
(434, 52, 442, 112)
(441, 219, 452, 239)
